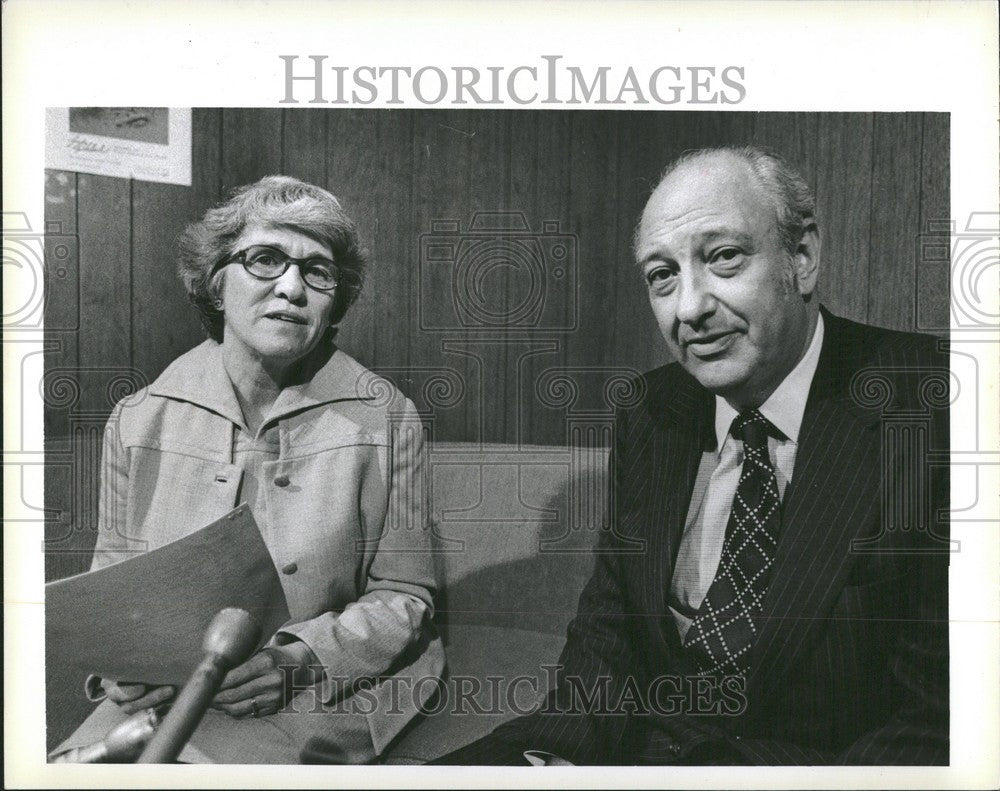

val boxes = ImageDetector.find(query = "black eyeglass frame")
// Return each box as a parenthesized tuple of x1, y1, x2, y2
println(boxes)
(221, 245, 341, 292)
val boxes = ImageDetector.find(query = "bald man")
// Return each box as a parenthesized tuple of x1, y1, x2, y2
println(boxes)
(433, 147, 949, 766)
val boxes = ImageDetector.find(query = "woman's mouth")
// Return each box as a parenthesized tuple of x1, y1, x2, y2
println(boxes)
(265, 312, 307, 325)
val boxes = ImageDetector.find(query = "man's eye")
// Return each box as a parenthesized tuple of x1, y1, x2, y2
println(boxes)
(645, 267, 676, 289)
(710, 247, 742, 265)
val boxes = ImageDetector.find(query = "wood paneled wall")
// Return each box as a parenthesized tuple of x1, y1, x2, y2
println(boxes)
(43, 109, 949, 580)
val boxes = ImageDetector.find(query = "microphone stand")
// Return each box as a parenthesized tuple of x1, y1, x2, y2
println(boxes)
(136, 607, 260, 764)
(51, 708, 161, 763)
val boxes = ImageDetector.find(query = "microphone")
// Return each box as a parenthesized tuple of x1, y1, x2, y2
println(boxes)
(52, 708, 161, 763)
(137, 607, 260, 764)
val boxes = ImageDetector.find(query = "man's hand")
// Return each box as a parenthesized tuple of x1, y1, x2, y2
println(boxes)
(102, 680, 175, 715)
(210, 642, 321, 719)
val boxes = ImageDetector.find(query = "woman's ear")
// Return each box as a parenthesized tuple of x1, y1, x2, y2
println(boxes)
(208, 268, 227, 311)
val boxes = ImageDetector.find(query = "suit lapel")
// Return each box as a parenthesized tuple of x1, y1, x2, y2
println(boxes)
(745, 312, 882, 698)
(631, 367, 713, 655)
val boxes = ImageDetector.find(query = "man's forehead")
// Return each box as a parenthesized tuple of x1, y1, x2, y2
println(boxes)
(652, 153, 764, 212)
(638, 153, 775, 244)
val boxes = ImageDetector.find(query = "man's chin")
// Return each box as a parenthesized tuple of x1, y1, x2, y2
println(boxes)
(684, 359, 752, 401)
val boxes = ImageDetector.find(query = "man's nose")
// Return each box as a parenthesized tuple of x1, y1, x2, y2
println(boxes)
(674, 269, 715, 325)
(273, 264, 308, 302)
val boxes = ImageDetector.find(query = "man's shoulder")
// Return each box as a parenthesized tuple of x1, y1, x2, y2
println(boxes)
(824, 312, 947, 368)
(819, 312, 950, 419)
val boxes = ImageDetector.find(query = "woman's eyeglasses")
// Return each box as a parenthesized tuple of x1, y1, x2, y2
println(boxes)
(224, 245, 340, 291)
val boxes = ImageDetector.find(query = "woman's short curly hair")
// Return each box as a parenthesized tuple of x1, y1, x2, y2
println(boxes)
(178, 175, 367, 342)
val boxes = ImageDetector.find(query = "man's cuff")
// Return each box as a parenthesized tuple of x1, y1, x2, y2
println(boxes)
(523, 749, 574, 766)
(83, 674, 107, 702)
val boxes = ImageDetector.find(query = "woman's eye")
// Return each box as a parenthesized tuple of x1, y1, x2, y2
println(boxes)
(251, 254, 279, 268)
(307, 264, 337, 281)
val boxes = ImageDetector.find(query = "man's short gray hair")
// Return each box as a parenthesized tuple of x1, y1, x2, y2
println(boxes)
(644, 145, 817, 257)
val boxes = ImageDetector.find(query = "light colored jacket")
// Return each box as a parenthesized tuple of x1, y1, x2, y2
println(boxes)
(88, 339, 444, 756)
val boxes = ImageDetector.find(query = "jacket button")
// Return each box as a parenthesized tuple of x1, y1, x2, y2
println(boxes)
(281, 562, 298, 575)
(273, 475, 290, 487)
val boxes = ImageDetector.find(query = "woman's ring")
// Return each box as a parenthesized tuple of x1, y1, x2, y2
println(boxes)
(250, 697, 259, 718)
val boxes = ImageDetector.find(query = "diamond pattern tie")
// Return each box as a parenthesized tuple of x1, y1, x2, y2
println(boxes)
(683, 409, 782, 677)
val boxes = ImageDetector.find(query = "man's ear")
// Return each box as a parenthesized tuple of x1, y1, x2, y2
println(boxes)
(793, 220, 821, 297)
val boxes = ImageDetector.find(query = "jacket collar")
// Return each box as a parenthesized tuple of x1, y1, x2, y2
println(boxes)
(149, 340, 376, 427)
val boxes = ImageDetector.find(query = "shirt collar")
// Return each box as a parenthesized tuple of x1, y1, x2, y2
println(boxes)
(713, 313, 825, 452)
(149, 339, 377, 428)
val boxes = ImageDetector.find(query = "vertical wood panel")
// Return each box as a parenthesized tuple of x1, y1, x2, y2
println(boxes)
(68, 173, 132, 583)
(466, 111, 512, 442)
(410, 110, 476, 442)
(43, 170, 81, 582)
(76, 174, 132, 411)
(370, 110, 416, 372)
(281, 109, 328, 183)
(868, 114, 923, 330)
(511, 111, 574, 446)
(133, 110, 223, 383)
(43, 171, 81, 446)
(191, 109, 224, 215)
(814, 113, 874, 324)
(323, 109, 378, 367)
(566, 111, 621, 372)
(752, 112, 820, 188)
(221, 109, 283, 191)
(918, 113, 950, 334)
(131, 183, 205, 381)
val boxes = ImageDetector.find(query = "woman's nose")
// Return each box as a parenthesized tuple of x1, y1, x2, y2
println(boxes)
(273, 264, 308, 301)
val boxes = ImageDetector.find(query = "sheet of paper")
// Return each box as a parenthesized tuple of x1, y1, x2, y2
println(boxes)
(45, 504, 290, 686)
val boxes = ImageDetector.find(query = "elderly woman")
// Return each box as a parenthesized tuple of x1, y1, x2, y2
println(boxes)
(55, 176, 444, 764)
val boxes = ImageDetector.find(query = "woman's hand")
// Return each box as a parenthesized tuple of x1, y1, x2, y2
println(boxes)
(102, 680, 176, 715)
(211, 642, 322, 719)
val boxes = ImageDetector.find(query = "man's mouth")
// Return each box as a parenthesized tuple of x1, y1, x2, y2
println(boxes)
(265, 311, 307, 325)
(683, 330, 738, 358)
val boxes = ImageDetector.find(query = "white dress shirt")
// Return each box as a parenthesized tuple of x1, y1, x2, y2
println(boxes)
(668, 314, 825, 640)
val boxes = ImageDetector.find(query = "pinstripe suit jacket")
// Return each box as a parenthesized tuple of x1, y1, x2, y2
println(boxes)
(443, 310, 950, 765)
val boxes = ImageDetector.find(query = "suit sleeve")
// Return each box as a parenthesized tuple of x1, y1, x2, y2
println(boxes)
(274, 398, 441, 703)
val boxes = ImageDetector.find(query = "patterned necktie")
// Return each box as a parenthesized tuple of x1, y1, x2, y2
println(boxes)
(683, 409, 782, 677)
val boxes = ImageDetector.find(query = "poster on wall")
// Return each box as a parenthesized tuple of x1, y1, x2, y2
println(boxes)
(44, 107, 191, 185)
